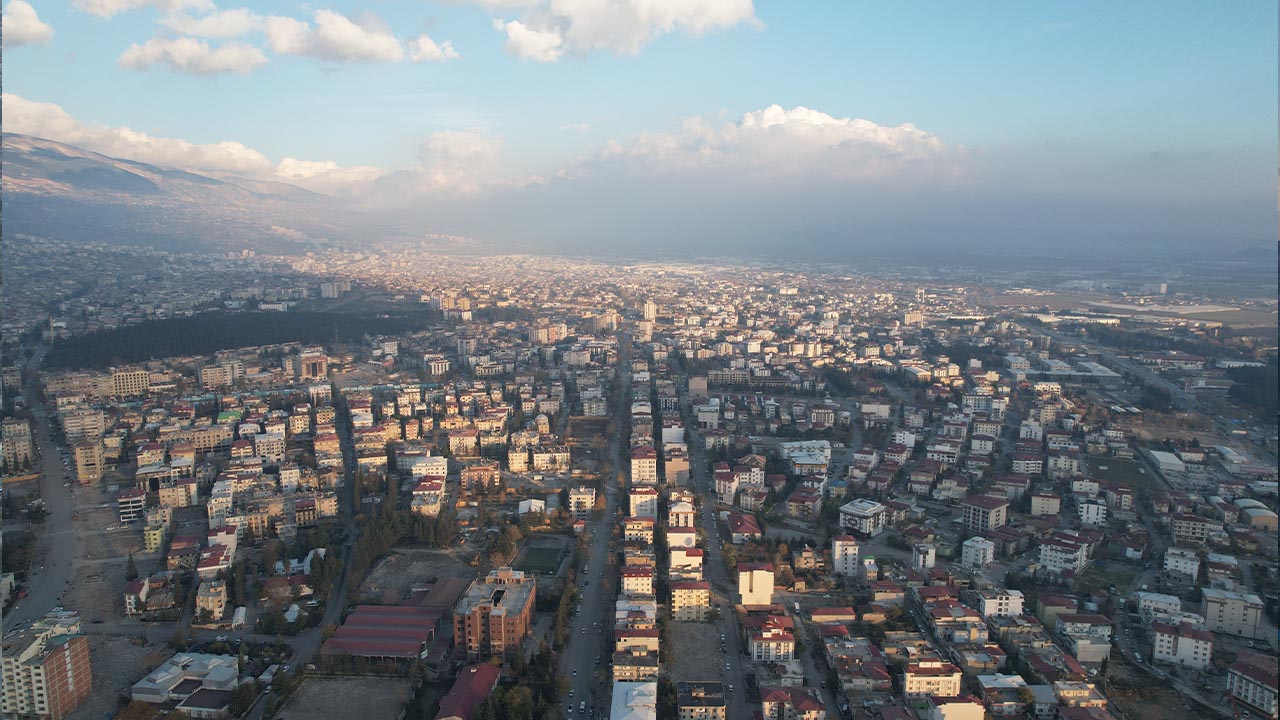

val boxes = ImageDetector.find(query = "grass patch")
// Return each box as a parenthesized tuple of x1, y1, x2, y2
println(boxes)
(514, 546, 563, 574)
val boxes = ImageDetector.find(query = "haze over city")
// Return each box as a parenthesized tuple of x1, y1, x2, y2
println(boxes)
(1, 4, 1277, 720)
(3, 1, 1277, 259)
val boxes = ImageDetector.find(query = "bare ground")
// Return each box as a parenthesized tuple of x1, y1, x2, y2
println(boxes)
(67, 635, 174, 720)
(357, 547, 479, 604)
(273, 676, 414, 720)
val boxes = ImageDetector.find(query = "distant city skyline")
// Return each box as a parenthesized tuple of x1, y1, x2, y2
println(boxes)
(2, 0, 1276, 253)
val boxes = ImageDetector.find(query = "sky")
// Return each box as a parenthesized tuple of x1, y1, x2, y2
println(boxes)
(3, 0, 1277, 256)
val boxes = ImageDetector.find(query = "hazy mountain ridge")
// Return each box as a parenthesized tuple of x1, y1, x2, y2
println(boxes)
(1, 133, 365, 252)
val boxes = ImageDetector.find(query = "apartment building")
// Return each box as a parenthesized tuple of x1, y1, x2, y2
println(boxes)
(72, 438, 104, 485)
(961, 536, 996, 569)
(671, 581, 711, 621)
(961, 495, 1008, 535)
(831, 536, 860, 576)
(1227, 660, 1278, 720)
(1, 417, 33, 472)
(902, 660, 963, 699)
(0, 612, 93, 720)
(737, 563, 775, 606)
(839, 499, 887, 537)
(1200, 588, 1264, 639)
(454, 568, 537, 660)
(1151, 622, 1213, 670)
(977, 590, 1025, 619)
(631, 446, 659, 485)
(677, 682, 726, 720)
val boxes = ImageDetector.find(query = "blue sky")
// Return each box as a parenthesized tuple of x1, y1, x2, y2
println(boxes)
(3, 0, 1277, 251)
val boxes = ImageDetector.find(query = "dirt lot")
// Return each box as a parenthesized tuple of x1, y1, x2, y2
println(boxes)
(357, 547, 478, 604)
(1104, 653, 1207, 720)
(68, 635, 174, 720)
(668, 621, 726, 684)
(274, 676, 414, 720)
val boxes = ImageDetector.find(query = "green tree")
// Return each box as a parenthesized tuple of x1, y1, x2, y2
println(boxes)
(125, 552, 139, 581)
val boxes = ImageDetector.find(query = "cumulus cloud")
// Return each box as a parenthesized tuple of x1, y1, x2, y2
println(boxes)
(72, 0, 212, 19)
(3, 0, 54, 45)
(159, 7, 262, 39)
(414, 129, 504, 193)
(275, 157, 386, 195)
(265, 10, 405, 63)
(595, 104, 949, 179)
(408, 33, 459, 62)
(488, 0, 759, 61)
(493, 18, 563, 62)
(1, 93, 387, 194)
(119, 36, 268, 74)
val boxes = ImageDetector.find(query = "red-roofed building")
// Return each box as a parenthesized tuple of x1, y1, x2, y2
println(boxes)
(322, 605, 442, 661)
(435, 664, 501, 720)
(760, 687, 826, 720)
(727, 512, 762, 544)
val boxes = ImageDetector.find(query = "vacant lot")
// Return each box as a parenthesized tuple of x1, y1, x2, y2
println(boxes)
(1090, 458, 1163, 493)
(68, 635, 173, 720)
(357, 548, 477, 604)
(1104, 654, 1206, 720)
(1075, 559, 1141, 594)
(669, 621, 726, 685)
(274, 676, 414, 720)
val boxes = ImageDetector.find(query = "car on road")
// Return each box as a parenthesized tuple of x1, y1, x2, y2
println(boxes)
(572, 669, 578, 676)
(725, 663, 731, 670)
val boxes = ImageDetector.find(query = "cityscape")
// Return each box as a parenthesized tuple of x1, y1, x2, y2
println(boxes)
(1, 3, 1277, 720)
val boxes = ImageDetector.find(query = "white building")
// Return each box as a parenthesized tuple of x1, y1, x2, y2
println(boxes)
(1151, 622, 1213, 670)
(1077, 501, 1107, 526)
(961, 536, 995, 569)
(912, 544, 937, 570)
(832, 535, 860, 576)
(737, 563, 775, 606)
(609, 681, 658, 720)
(1200, 588, 1264, 639)
(1039, 538, 1089, 575)
(839, 499, 887, 537)
(977, 590, 1025, 619)
(1163, 548, 1200, 581)
(1227, 661, 1278, 720)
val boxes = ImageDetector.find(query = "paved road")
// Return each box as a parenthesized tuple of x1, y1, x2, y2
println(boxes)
(3, 346, 84, 633)
(560, 335, 629, 718)
(677, 372, 752, 720)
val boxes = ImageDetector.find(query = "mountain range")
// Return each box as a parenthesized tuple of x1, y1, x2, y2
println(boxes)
(1, 133, 432, 253)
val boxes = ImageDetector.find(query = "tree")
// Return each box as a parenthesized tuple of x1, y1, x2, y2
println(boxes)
(114, 700, 160, 720)
(125, 552, 139, 581)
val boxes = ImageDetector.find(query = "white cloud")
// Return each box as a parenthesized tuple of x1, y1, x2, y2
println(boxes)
(595, 104, 948, 179)
(72, 0, 212, 19)
(3, 0, 54, 45)
(159, 8, 262, 39)
(413, 129, 504, 193)
(408, 33, 459, 62)
(560, 123, 591, 132)
(265, 10, 405, 63)
(119, 36, 268, 74)
(489, 0, 759, 61)
(1, 93, 387, 194)
(493, 18, 563, 62)
(275, 157, 386, 195)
